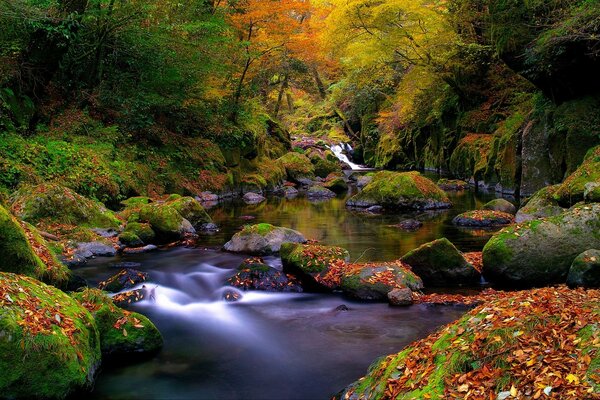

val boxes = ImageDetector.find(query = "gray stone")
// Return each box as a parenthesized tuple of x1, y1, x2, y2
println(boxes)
(387, 288, 414, 306)
(75, 241, 117, 258)
(243, 192, 266, 204)
(567, 249, 600, 288)
(483, 199, 517, 215)
(223, 224, 306, 255)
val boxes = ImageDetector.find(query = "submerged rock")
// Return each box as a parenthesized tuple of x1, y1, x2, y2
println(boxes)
(566, 249, 600, 288)
(515, 185, 565, 223)
(483, 198, 517, 215)
(227, 258, 302, 292)
(122, 244, 158, 254)
(243, 192, 266, 204)
(452, 210, 515, 227)
(389, 219, 423, 231)
(0, 273, 101, 399)
(223, 223, 306, 255)
(483, 203, 600, 286)
(346, 171, 451, 210)
(98, 269, 149, 293)
(401, 238, 479, 286)
(307, 186, 336, 199)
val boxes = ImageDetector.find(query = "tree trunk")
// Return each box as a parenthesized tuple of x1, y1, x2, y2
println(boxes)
(312, 67, 326, 99)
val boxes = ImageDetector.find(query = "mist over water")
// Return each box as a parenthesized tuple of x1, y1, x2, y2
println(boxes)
(78, 186, 501, 399)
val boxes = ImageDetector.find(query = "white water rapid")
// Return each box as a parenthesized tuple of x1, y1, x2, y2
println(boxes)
(330, 143, 369, 170)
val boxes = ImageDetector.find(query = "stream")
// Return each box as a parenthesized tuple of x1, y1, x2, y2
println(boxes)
(77, 180, 503, 399)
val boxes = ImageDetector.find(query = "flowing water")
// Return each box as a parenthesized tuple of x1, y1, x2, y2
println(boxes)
(77, 181, 504, 399)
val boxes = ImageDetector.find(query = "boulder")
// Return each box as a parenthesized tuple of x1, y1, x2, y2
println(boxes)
(168, 196, 212, 229)
(515, 185, 565, 223)
(553, 145, 600, 206)
(75, 241, 117, 258)
(122, 245, 158, 254)
(223, 223, 306, 255)
(307, 186, 336, 199)
(323, 176, 348, 193)
(243, 192, 266, 204)
(0, 205, 70, 286)
(346, 171, 451, 210)
(452, 210, 515, 227)
(340, 261, 423, 301)
(72, 289, 162, 358)
(437, 179, 469, 191)
(0, 273, 101, 398)
(482, 203, 600, 286)
(356, 175, 374, 190)
(138, 203, 196, 240)
(98, 269, 149, 293)
(118, 231, 144, 247)
(387, 288, 414, 306)
(282, 186, 299, 198)
(280, 243, 350, 290)
(122, 222, 156, 244)
(227, 258, 302, 292)
(277, 152, 315, 182)
(483, 198, 517, 215)
(10, 183, 119, 228)
(566, 249, 600, 288)
(401, 238, 480, 286)
(313, 158, 342, 178)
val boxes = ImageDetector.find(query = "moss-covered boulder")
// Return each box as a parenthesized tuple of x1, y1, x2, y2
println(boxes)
(168, 196, 211, 229)
(10, 183, 119, 228)
(223, 223, 306, 255)
(118, 231, 143, 247)
(554, 145, 600, 206)
(138, 202, 195, 241)
(483, 203, 600, 286)
(338, 286, 600, 399)
(437, 179, 469, 191)
(483, 198, 517, 215)
(307, 185, 336, 199)
(516, 184, 566, 223)
(72, 289, 162, 358)
(323, 176, 348, 193)
(313, 158, 342, 178)
(227, 258, 303, 292)
(280, 243, 350, 290)
(340, 261, 423, 301)
(453, 210, 515, 227)
(567, 249, 600, 288)
(98, 269, 149, 293)
(401, 238, 480, 286)
(346, 171, 451, 210)
(0, 205, 70, 286)
(277, 152, 315, 182)
(0, 273, 101, 399)
(122, 222, 155, 244)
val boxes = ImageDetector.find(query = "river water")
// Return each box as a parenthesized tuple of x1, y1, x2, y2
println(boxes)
(78, 182, 502, 399)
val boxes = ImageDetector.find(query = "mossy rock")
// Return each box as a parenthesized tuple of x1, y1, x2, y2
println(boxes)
(227, 258, 302, 292)
(118, 231, 143, 247)
(223, 223, 306, 255)
(340, 261, 423, 301)
(72, 289, 162, 358)
(452, 210, 515, 227)
(10, 183, 120, 228)
(0, 205, 70, 287)
(482, 203, 600, 286)
(346, 171, 451, 210)
(123, 222, 155, 244)
(277, 152, 315, 182)
(168, 196, 211, 229)
(313, 158, 342, 178)
(307, 185, 336, 199)
(401, 238, 480, 286)
(120, 197, 152, 208)
(566, 249, 600, 288)
(437, 179, 469, 191)
(337, 287, 600, 399)
(554, 145, 600, 206)
(516, 185, 565, 223)
(138, 202, 195, 241)
(483, 198, 517, 215)
(0, 273, 101, 399)
(98, 269, 149, 293)
(323, 176, 348, 194)
(280, 243, 350, 290)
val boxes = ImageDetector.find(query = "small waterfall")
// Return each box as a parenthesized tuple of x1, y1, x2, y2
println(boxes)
(330, 143, 369, 170)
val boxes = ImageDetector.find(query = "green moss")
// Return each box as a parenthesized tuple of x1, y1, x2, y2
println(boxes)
(554, 146, 600, 206)
(138, 202, 187, 239)
(168, 196, 211, 228)
(118, 231, 143, 247)
(0, 273, 101, 399)
(281, 243, 350, 274)
(313, 158, 341, 178)
(277, 152, 315, 181)
(124, 222, 155, 243)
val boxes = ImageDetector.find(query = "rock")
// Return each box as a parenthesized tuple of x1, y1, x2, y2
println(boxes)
(280, 243, 350, 290)
(346, 171, 451, 210)
(0, 205, 70, 286)
(356, 175, 373, 190)
(389, 219, 423, 231)
(196, 192, 219, 203)
(340, 261, 423, 301)
(553, 145, 600, 206)
(585, 182, 600, 203)
(452, 210, 515, 227)
(283, 186, 299, 198)
(243, 192, 266, 204)
(483, 198, 517, 215)
(296, 177, 315, 187)
(223, 223, 306, 255)
(75, 241, 117, 258)
(0, 273, 101, 398)
(482, 203, 600, 286)
(387, 288, 414, 306)
(566, 249, 600, 288)
(437, 179, 469, 191)
(72, 289, 162, 358)
(334, 304, 349, 312)
(367, 205, 383, 213)
(277, 152, 315, 182)
(138, 203, 196, 240)
(401, 238, 480, 286)
(168, 196, 212, 230)
(222, 289, 243, 302)
(91, 228, 119, 238)
(98, 269, 149, 293)
(515, 185, 566, 223)
(120, 197, 152, 208)
(109, 262, 142, 269)
(199, 222, 219, 232)
(307, 186, 336, 199)
(122, 222, 155, 244)
(111, 288, 148, 307)
(314, 158, 343, 178)
(122, 245, 158, 254)
(10, 183, 119, 228)
(227, 258, 303, 292)
(323, 176, 348, 193)
(118, 231, 143, 247)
